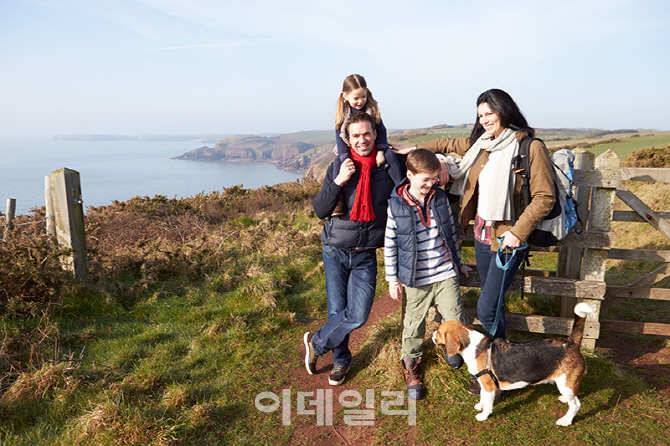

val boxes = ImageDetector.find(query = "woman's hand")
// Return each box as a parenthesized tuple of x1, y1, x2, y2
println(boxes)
(439, 159, 450, 185)
(388, 281, 404, 301)
(392, 144, 416, 155)
(499, 231, 522, 250)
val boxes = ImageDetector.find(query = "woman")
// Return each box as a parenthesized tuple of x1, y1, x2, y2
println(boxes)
(397, 89, 555, 341)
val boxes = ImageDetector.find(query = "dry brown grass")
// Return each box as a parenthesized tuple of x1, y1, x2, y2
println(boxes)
(0, 219, 73, 316)
(0, 178, 322, 407)
(357, 316, 404, 389)
(1, 361, 78, 402)
(0, 312, 62, 379)
(621, 145, 670, 168)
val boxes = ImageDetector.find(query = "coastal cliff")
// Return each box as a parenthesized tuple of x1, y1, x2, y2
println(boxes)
(169, 125, 644, 180)
(172, 133, 336, 177)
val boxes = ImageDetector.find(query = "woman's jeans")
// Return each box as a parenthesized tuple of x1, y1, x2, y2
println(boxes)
(311, 245, 377, 367)
(474, 239, 526, 339)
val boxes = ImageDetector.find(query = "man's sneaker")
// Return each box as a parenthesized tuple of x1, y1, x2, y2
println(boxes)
(328, 365, 350, 386)
(303, 332, 319, 375)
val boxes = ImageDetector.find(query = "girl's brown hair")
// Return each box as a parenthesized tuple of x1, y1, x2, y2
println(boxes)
(335, 74, 381, 130)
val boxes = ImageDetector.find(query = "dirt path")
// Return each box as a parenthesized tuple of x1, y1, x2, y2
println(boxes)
(596, 333, 670, 402)
(285, 295, 670, 445)
(287, 295, 418, 446)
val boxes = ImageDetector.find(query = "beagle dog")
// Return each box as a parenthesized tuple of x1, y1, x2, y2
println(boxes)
(432, 303, 593, 426)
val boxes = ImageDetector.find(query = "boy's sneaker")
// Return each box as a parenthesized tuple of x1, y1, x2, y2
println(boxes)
(303, 332, 319, 375)
(328, 365, 350, 386)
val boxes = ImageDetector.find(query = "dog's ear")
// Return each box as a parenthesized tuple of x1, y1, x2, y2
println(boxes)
(433, 325, 446, 345)
(445, 331, 462, 356)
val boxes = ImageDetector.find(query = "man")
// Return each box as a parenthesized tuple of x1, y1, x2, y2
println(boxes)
(304, 111, 404, 386)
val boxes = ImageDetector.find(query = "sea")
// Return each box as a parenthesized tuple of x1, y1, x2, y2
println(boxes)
(0, 137, 305, 216)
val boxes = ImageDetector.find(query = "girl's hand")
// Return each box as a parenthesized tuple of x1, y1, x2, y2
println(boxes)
(499, 231, 522, 250)
(388, 281, 403, 301)
(376, 150, 386, 167)
(334, 158, 356, 186)
(392, 145, 416, 155)
(460, 265, 472, 278)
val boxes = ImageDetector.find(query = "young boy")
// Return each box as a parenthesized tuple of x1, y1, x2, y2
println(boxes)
(384, 148, 471, 400)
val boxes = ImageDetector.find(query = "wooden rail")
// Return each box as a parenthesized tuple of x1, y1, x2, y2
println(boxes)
(454, 148, 670, 348)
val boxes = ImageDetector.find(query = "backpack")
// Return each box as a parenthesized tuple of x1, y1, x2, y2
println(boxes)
(515, 138, 582, 247)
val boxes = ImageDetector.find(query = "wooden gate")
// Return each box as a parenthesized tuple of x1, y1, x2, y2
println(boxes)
(456, 148, 670, 351)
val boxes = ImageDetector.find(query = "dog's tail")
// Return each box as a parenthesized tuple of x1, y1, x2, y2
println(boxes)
(569, 302, 594, 347)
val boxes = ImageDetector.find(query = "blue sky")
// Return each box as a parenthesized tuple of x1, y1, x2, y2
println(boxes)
(1, 0, 669, 137)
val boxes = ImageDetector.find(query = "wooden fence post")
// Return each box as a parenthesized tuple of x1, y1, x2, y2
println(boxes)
(3, 198, 16, 241)
(50, 168, 88, 280)
(579, 149, 619, 351)
(558, 149, 594, 317)
(44, 175, 56, 240)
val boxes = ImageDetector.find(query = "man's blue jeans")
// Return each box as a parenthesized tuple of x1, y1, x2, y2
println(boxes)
(311, 245, 377, 367)
(474, 239, 525, 339)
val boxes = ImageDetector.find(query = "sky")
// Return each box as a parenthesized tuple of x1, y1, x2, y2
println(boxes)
(1, 0, 670, 138)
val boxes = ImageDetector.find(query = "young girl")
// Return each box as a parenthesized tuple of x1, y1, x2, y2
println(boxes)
(335, 74, 389, 166)
(331, 74, 402, 215)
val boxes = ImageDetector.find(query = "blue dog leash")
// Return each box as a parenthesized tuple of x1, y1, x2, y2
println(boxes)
(489, 237, 528, 338)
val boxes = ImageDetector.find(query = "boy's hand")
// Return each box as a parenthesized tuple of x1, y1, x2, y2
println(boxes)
(388, 281, 403, 301)
(375, 150, 386, 167)
(460, 265, 472, 278)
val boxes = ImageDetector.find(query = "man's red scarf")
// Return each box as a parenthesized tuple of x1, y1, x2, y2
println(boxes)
(348, 146, 378, 222)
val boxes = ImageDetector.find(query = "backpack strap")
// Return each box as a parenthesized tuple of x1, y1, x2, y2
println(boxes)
(512, 137, 538, 223)
(513, 136, 540, 300)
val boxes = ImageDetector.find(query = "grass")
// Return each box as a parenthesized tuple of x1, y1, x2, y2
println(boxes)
(582, 133, 670, 159)
(1, 145, 670, 444)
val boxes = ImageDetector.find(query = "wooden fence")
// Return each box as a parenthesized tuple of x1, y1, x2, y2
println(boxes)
(453, 148, 670, 351)
(2, 168, 87, 280)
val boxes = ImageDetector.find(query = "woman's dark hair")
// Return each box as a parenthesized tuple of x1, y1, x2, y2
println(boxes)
(468, 89, 535, 147)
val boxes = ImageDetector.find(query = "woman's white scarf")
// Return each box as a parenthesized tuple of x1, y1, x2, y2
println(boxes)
(447, 128, 519, 224)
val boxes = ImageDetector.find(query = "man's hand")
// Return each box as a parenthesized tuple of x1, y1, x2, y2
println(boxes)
(460, 264, 472, 278)
(334, 158, 356, 186)
(388, 281, 403, 301)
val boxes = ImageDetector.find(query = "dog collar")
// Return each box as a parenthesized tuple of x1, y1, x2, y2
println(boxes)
(470, 369, 500, 389)
(470, 341, 500, 389)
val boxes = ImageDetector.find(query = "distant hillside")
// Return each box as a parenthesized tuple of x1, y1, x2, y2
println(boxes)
(172, 126, 668, 180)
(171, 130, 332, 172)
(54, 134, 229, 143)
